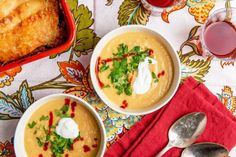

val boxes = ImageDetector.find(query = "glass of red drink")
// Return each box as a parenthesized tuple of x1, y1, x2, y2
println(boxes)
(200, 7, 236, 60)
(141, 0, 184, 15)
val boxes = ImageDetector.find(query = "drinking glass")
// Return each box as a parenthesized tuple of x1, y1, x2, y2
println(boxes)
(200, 7, 236, 60)
(141, 0, 184, 15)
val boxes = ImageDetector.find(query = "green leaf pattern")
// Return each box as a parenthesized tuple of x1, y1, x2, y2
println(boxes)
(67, 2, 100, 57)
(0, 92, 22, 119)
(118, 0, 150, 26)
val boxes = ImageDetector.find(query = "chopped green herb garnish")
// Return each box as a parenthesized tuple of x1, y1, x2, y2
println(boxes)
(60, 105, 69, 113)
(114, 43, 129, 56)
(124, 84, 132, 96)
(33, 130, 37, 135)
(55, 110, 70, 118)
(28, 121, 37, 129)
(103, 85, 110, 88)
(131, 46, 141, 52)
(129, 48, 149, 72)
(36, 137, 43, 147)
(100, 63, 109, 72)
(109, 58, 131, 95)
(40, 115, 49, 121)
(50, 132, 76, 157)
(152, 72, 159, 83)
(100, 44, 153, 96)
(148, 59, 152, 64)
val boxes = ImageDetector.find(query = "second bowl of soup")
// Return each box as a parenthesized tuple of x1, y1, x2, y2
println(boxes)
(90, 25, 181, 115)
(14, 94, 106, 157)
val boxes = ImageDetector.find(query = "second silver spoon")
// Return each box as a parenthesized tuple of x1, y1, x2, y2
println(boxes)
(155, 112, 207, 157)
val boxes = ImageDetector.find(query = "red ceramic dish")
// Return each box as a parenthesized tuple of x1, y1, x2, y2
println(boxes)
(0, 0, 76, 73)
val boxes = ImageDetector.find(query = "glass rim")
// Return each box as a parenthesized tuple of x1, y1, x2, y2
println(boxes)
(200, 7, 236, 58)
(141, 0, 184, 12)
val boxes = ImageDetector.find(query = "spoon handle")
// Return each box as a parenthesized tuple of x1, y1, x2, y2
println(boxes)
(155, 143, 173, 157)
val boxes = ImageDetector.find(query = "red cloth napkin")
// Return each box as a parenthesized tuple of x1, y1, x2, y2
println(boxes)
(104, 77, 236, 157)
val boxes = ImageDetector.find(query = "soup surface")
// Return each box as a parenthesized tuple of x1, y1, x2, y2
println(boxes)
(24, 98, 101, 157)
(96, 31, 174, 110)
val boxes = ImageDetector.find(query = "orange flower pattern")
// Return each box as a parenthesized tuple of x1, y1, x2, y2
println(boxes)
(161, 0, 215, 24)
(0, 66, 22, 88)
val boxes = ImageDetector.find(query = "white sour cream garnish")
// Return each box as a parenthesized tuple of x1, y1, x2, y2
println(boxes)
(133, 57, 157, 94)
(56, 118, 79, 139)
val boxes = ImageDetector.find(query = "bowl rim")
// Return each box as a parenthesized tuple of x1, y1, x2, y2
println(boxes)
(0, 0, 76, 73)
(90, 25, 181, 116)
(14, 93, 106, 157)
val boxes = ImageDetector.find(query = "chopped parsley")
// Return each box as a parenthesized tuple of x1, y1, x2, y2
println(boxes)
(152, 72, 159, 83)
(28, 121, 37, 129)
(40, 115, 49, 121)
(101, 44, 151, 95)
(148, 59, 152, 64)
(113, 43, 129, 56)
(100, 63, 109, 72)
(36, 137, 43, 147)
(55, 109, 70, 118)
(102, 85, 110, 88)
(60, 105, 69, 113)
(50, 132, 74, 157)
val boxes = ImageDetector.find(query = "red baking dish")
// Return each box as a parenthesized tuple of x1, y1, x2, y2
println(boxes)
(0, 0, 76, 73)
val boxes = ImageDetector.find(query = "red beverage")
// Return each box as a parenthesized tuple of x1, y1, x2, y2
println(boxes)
(147, 0, 176, 7)
(203, 21, 236, 57)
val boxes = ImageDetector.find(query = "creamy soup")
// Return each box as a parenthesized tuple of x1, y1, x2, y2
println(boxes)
(96, 31, 174, 110)
(25, 98, 101, 157)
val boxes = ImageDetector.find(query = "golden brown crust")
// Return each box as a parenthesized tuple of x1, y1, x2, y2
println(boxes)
(0, 0, 30, 20)
(0, 0, 65, 63)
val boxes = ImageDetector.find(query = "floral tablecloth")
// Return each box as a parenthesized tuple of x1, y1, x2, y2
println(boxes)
(0, 0, 236, 156)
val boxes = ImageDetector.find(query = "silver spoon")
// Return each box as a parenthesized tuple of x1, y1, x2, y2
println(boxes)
(155, 112, 207, 157)
(181, 143, 229, 157)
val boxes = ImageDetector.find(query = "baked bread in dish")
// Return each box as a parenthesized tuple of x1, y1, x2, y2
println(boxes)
(0, 0, 65, 63)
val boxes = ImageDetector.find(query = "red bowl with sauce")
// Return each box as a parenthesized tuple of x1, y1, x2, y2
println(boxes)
(0, 0, 76, 73)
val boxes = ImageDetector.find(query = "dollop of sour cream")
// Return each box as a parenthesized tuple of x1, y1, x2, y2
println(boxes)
(133, 57, 157, 94)
(56, 118, 79, 139)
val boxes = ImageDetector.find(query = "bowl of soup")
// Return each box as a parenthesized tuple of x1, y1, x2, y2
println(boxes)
(90, 25, 181, 115)
(14, 94, 106, 157)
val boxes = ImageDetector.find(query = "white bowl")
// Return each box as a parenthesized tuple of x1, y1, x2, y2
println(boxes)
(14, 94, 106, 157)
(90, 25, 181, 115)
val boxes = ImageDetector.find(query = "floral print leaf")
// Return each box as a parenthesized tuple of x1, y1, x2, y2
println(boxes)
(74, 5, 93, 31)
(184, 42, 202, 56)
(118, 0, 150, 26)
(68, 2, 100, 57)
(0, 92, 22, 120)
(178, 51, 212, 82)
(64, 86, 89, 98)
(106, 0, 114, 6)
(67, 0, 78, 13)
(74, 29, 99, 54)
(188, 25, 201, 40)
(180, 25, 202, 56)
(58, 61, 86, 85)
(17, 80, 34, 111)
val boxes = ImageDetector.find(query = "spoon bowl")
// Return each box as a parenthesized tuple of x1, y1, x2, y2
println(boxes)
(156, 112, 207, 157)
(181, 143, 229, 157)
